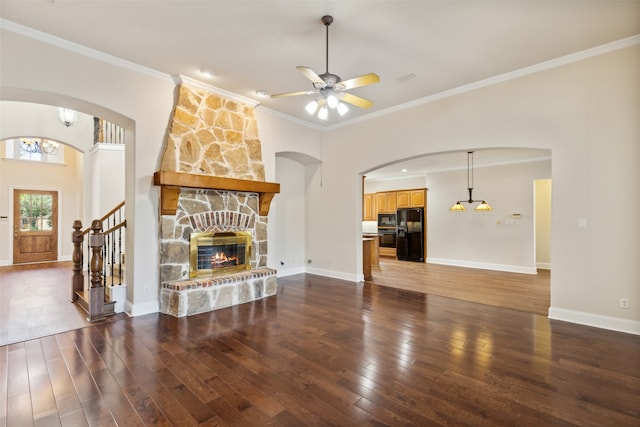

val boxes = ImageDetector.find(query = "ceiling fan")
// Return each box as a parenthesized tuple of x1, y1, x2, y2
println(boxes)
(271, 15, 380, 120)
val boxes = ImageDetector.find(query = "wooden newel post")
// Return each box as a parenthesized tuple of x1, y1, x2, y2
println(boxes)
(71, 220, 84, 303)
(88, 219, 105, 321)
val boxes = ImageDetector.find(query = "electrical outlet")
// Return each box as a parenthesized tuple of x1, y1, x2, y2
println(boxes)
(619, 298, 630, 309)
(144, 286, 150, 295)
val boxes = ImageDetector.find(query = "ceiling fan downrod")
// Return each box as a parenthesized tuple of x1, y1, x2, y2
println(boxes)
(322, 15, 333, 75)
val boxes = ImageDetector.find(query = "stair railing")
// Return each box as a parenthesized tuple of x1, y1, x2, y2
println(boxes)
(71, 201, 126, 321)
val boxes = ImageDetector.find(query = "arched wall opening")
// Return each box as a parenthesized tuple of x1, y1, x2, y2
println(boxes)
(0, 90, 135, 302)
(360, 147, 552, 275)
(273, 151, 322, 277)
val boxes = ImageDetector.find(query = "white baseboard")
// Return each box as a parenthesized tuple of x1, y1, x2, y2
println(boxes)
(427, 257, 537, 274)
(549, 307, 640, 335)
(536, 262, 551, 270)
(305, 266, 358, 283)
(126, 299, 159, 317)
(276, 266, 306, 277)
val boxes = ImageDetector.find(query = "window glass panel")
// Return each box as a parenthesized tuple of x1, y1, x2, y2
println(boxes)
(19, 193, 53, 231)
(2, 138, 65, 164)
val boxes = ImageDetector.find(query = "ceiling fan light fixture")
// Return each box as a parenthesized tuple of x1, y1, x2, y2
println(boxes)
(305, 100, 319, 115)
(269, 15, 379, 121)
(326, 93, 339, 109)
(336, 102, 349, 116)
(317, 106, 329, 121)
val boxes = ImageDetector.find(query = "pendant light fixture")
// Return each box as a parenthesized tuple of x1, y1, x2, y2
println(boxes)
(449, 151, 493, 211)
(57, 107, 78, 127)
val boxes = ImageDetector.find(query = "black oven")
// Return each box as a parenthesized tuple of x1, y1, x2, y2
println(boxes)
(378, 227, 397, 248)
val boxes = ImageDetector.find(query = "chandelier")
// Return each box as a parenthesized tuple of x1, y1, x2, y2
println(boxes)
(20, 138, 59, 155)
(449, 151, 493, 211)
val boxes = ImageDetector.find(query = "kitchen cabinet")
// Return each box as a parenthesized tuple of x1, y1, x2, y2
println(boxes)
(363, 238, 373, 281)
(363, 193, 376, 221)
(376, 192, 397, 213)
(379, 247, 396, 257)
(396, 189, 426, 208)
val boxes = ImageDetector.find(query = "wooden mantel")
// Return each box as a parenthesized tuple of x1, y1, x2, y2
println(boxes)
(153, 171, 280, 216)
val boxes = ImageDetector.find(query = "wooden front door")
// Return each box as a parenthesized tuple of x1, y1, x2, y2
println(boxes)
(13, 189, 58, 264)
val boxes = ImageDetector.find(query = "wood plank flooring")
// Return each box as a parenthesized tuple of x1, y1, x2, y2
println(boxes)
(369, 258, 550, 315)
(0, 262, 124, 347)
(1, 271, 639, 426)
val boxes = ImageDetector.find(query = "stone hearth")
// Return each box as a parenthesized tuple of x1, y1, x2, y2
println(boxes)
(161, 268, 277, 317)
(155, 83, 279, 317)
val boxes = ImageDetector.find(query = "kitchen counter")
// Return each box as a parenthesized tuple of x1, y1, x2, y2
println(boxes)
(362, 234, 380, 267)
(363, 238, 374, 281)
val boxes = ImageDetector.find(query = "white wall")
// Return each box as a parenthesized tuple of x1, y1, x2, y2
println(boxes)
(274, 155, 307, 276)
(426, 160, 551, 273)
(88, 143, 125, 219)
(0, 102, 94, 152)
(364, 176, 427, 193)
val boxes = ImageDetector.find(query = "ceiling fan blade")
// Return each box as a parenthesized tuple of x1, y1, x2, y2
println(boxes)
(341, 93, 374, 109)
(339, 73, 380, 90)
(297, 66, 326, 88)
(270, 90, 317, 98)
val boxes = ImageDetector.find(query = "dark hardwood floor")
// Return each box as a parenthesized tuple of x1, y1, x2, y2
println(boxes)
(1, 268, 639, 426)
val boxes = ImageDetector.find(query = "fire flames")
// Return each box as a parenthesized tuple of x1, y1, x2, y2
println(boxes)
(211, 252, 238, 268)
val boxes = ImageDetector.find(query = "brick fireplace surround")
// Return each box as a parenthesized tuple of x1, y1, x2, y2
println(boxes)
(154, 83, 279, 317)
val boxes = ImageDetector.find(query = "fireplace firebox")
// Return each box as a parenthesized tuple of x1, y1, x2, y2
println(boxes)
(189, 231, 252, 278)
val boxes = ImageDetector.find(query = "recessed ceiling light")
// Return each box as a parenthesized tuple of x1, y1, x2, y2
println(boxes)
(200, 68, 214, 77)
(401, 168, 408, 173)
(255, 90, 269, 98)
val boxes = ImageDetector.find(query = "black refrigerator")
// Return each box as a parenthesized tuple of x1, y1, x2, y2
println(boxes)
(396, 208, 424, 262)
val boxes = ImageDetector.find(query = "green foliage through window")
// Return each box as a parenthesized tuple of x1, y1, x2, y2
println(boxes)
(20, 193, 53, 231)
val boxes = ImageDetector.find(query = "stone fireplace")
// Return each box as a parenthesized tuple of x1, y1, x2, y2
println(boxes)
(155, 81, 279, 317)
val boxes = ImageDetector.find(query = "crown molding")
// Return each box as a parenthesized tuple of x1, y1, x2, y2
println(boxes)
(173, 75, 261, 107)
(328, 34, 640, 131)
(0, 18, 173, 83)
(2, 18, 637, 132)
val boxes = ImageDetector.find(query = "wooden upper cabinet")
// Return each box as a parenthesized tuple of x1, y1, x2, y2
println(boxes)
(396, 191, 410, 208)
(363, 193, 377, 221)
(396, 189, 426, 208)
(410, 189, 426, 208)
(376, 192, 397, 213)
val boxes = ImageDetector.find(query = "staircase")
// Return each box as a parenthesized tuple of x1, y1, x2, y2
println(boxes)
(71, 202, 126, 321)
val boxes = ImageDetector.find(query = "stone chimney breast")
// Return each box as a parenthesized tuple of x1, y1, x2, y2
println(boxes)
(160, 84, 265, 181)
(156, 83, 278, 317)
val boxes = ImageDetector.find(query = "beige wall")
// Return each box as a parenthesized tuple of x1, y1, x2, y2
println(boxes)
(305, 45, 639, 333)
(0, 143, 83, 263)
(425, 160, 551, 273)
(1, 26, 637, 333)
